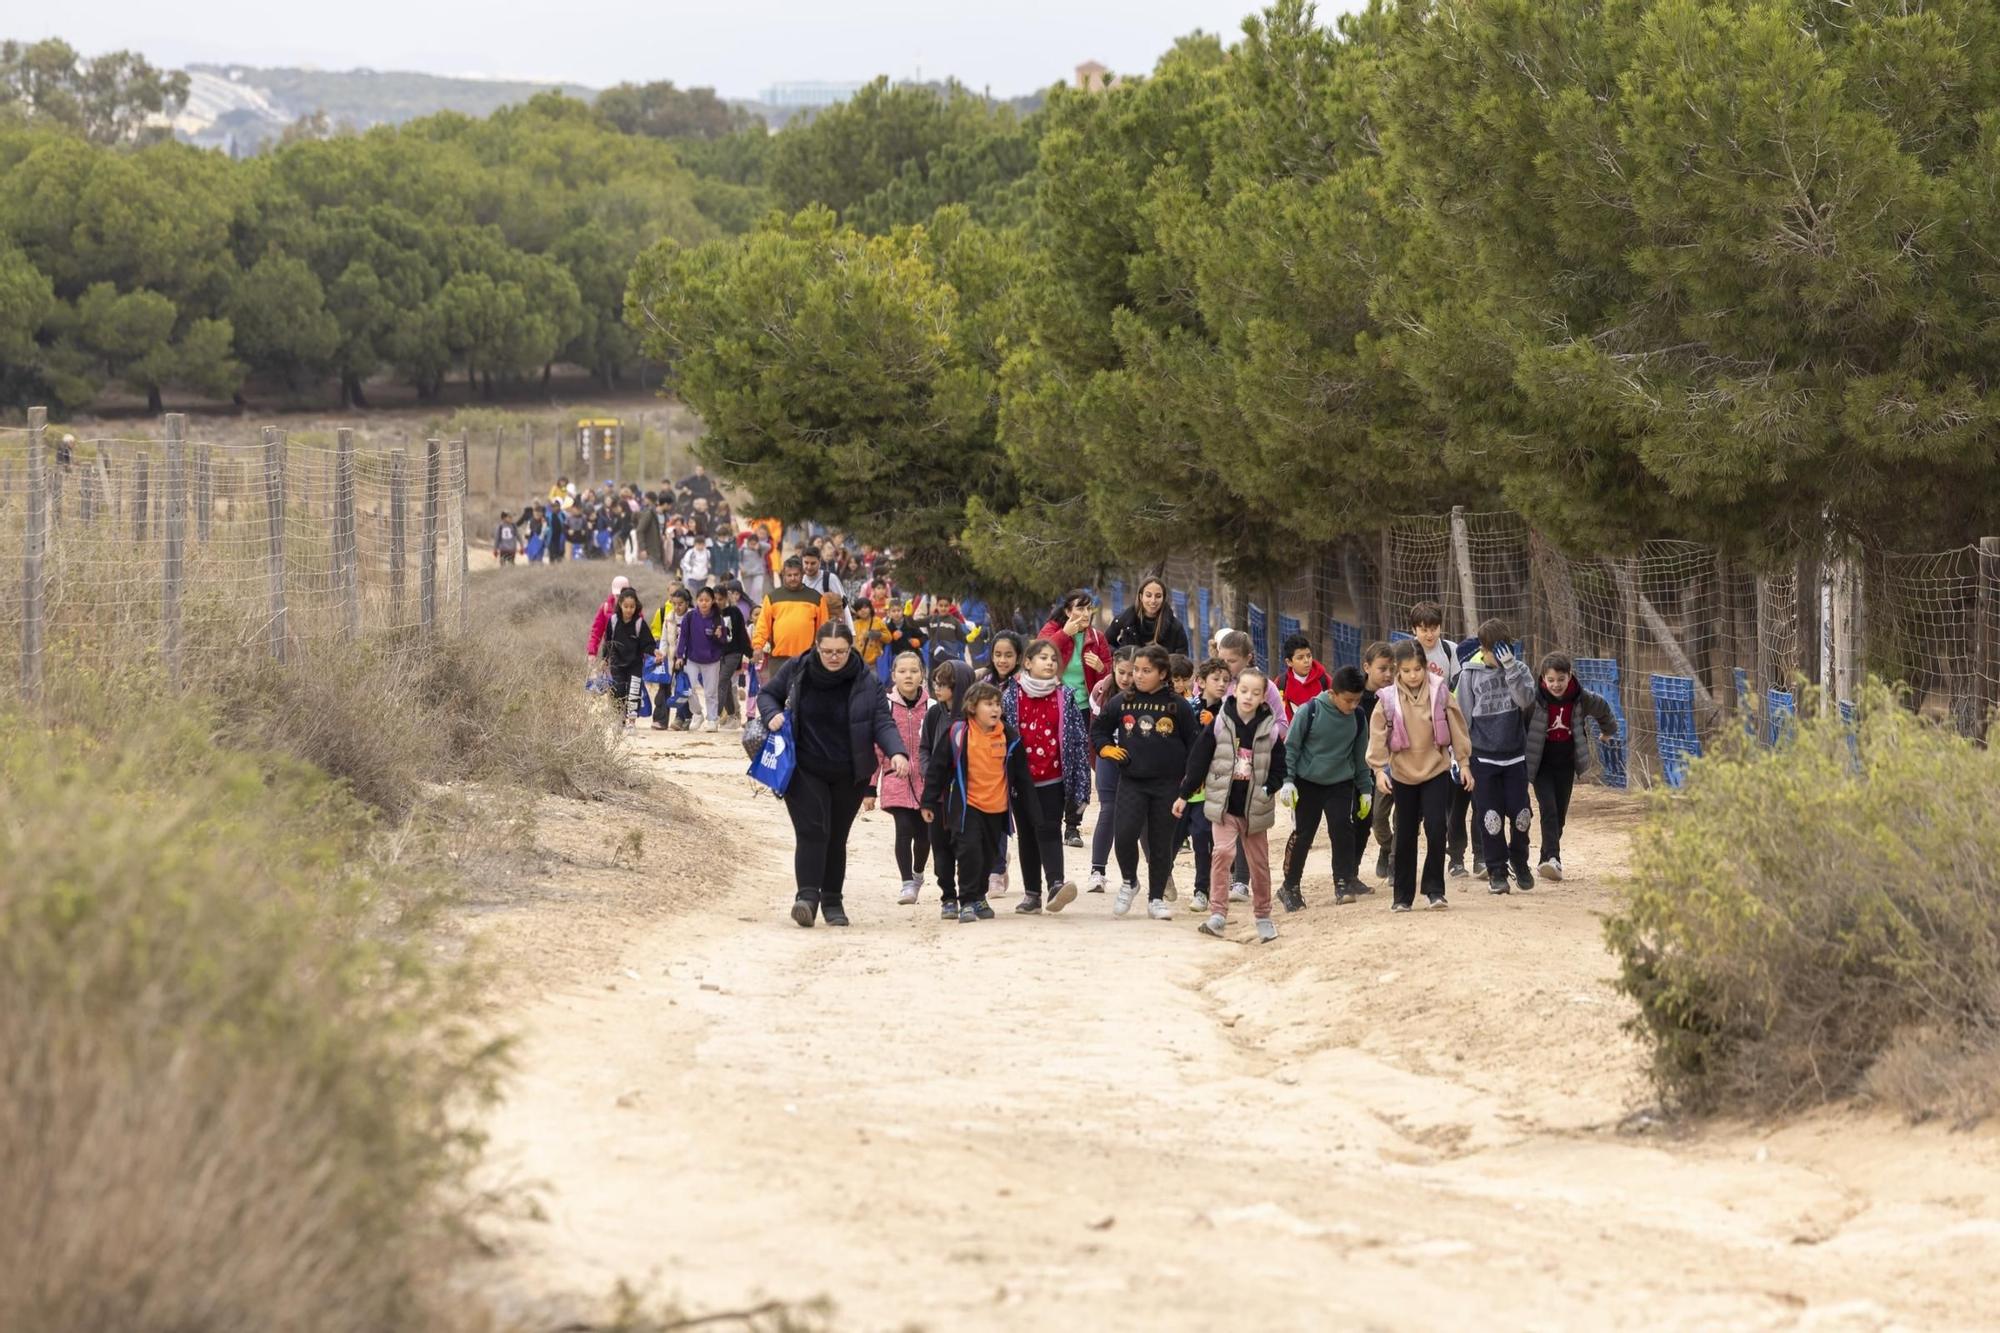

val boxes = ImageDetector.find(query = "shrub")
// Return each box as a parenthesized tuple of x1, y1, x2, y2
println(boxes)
(1605, 682, 2000, 1122)
(0, 698, 503, 1332)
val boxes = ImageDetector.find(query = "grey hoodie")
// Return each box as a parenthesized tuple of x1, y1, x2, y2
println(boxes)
(1455, 648, 1536, 762)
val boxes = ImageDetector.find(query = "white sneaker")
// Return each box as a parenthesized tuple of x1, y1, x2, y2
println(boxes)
(1255, 918, 1278, 943)
(1163, 875, 1179, 903)
(1146, 898, 1172, 921)
(1198, 912, 1228, 938)
(1540, 858, 1564, 882)
(1086, 870, 1107, 894)
(989, 871, 1010, 898)
(896, 880, 919, 906)
(1113, 882, 1139, 917)
(702, 718, 719, 733)
(1229, 881, 1250, 903)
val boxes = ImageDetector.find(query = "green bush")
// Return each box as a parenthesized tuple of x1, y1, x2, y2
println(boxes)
(1605, 682, 2000, 1123)
(0, 697, 503, 1333)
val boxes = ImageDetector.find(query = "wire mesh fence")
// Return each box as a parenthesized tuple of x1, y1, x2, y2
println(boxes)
(2, 412, 468, 694)
(1118, 509, 2000, 790)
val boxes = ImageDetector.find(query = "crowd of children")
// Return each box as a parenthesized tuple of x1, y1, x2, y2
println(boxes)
(590, 533, 1619, 936)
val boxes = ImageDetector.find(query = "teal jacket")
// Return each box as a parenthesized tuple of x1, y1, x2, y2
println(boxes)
(1285, 694, 1370, 788)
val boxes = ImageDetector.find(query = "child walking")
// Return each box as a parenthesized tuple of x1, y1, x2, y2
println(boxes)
(1456, 618, 1538, 895)
(673, 586, 731, 731)
(1177, 668, 1292, 942)
(1360, 642, 1396, 882)
(1409, 601, 1475, 877)
(876, 652, 934, 905)
(1001, 638, 1090, 914)
(922, 681, 1040, 924)
(921, 660, 974, 919)
(598, 587, 659, 728)
(1092, 645, 1200, 920)
(1526, 651, 1619, 882)
(1084, 646, 1138, 892)
(1367, 640, 1474, 911)
(1280, 665, 1370, 910)
(1182, 658, 1229, 913)
(1279, 633, 1331, 721)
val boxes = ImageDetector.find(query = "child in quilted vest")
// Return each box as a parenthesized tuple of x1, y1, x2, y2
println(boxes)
(1366, 640, 1473, 911)
(875, 652, 934, 906)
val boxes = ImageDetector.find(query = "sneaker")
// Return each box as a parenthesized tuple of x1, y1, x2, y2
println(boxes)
(1048, 881, 1079, 913)
(1146, 898, 1173, 921)
(1540, 858, 1563, 882)
(1447, 859, 1468, 879)
(1351, 878, 1376, 895)
(1256, 918, 1277, 943)
(989, 872, 1010, 898)
(1514, 866, 1536, 893)
(1113, 882, 1139, 917)
(1086, 870, 1107, 894)
(940, 900, 960, 920)
(1277, 884, 1304, 914)
(1229, 882, 1250, 903)
(973, 901, 995, 921)
(1064, 828, 1085, 849)
(1198, 913, 1228, 938)
(1473, 857, 1487, 877)
(1488, 876, 1511, 896)
(1334, 888, 1357, 906)
(897, 880, 920, 907)
(1425, 895, 1450, 909)
(1191, 889, 1210, 913)
(650, 717, 672, 731)
(1015, 897, 1042, 915)
(1374, 848, 1392, 879)
(702, 718, 719, 733)
(1390, 902, 1413, 913)
(1163, 875, 1179, 903)
(959, 903, 979, 924)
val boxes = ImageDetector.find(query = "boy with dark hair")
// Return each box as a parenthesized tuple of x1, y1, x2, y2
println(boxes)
(1179, 658, 1231, 912)
(1168, 653, 1196, 698)
(1409, 601, 1475, 877)
(1280, 664, 1372, 909)
(1457, 618, 1539, 895)
(921, 660, 974, 918)
(922, 676, 1039, 924)
(1360, 641, 1396, 883)
(1528, 651, 1619, 881)
(1279, 632, 1331, 722)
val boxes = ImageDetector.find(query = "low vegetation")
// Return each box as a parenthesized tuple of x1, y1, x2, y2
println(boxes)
(1606, 684, 2000, 1125)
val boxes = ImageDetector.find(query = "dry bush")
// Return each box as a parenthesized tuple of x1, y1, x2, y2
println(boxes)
(0, 699, 503, 1333)
(1605, 682, 2000, 1123)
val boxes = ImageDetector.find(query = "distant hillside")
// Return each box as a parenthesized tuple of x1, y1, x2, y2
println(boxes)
(177, 62, 598, 150)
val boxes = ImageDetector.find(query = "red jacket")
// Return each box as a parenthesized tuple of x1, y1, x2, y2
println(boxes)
(1281, 662, 1331, 720)
(587, 596, 616, 655)
(1039, 618, 1111, 699)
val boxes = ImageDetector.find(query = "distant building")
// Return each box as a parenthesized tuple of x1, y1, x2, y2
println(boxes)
(1075, 60, 1111, 92)
(761, 81, 865, 110)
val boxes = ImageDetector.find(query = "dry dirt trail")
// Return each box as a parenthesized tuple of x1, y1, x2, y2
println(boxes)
(472, 726, 2000, 1332)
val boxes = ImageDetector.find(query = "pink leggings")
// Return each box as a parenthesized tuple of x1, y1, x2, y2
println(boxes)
(1208, 814, 1272, 920)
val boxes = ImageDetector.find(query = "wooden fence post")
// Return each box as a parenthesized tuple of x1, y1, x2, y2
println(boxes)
(1977, 538, 1999, 741)
(21, 407, 46, 702)
(335, 427, 360, 641)
(263, 427, 288, 663)
(135, 451, 150, 540)
(389, 448, 408, 626)
(457, 432, 469, 632)
(492, 424, 502, 496)
(1450, 504, 1480, 630)
(164, 413, 186, 684)
(194, 441, 212, 542)
(80, 453, 96, 525)
(420, 436, 440, 634)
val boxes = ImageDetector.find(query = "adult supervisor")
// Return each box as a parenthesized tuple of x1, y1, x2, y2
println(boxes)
(758, 621, 910, 928)
(752, 555, 827, 673)
(1107, 575, 1192, 656)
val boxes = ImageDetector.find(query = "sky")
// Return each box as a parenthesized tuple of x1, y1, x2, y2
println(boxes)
(34, 1, 1350, 100)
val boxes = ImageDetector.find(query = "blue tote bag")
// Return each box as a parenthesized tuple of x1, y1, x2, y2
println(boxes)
(749, 727, 797, 796)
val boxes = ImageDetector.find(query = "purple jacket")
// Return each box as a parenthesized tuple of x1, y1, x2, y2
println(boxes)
(675, 607, 726, 665)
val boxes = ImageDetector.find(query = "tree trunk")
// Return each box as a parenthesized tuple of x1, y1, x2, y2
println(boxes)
(541, 363, 553, 394)
(147, 384, 164, 415)
(481, 371, 494, 400)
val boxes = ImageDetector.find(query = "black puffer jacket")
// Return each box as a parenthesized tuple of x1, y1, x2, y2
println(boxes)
(1108, 605, 1192, 656)
(757, 652, 906, 788)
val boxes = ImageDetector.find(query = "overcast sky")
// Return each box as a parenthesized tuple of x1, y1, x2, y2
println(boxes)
(36, 1, 1355, 100)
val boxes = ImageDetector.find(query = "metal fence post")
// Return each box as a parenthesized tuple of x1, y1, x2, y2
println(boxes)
(335, 427, 360, 641)
(21, 406, 46, 701)
(164, 413, 186, 684)
(420, 436, 440, 634)
(263, 427, 288, 663)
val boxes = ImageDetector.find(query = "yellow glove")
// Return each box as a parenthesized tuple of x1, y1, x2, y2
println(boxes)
(1100, 745, 1128, 763)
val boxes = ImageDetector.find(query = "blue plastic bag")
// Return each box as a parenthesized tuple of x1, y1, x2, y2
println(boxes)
(524, 534, 545, 562)
(748, 727, 796, 796)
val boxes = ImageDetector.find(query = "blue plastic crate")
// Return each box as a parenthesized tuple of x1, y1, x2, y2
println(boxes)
(1573, 657, 1629, 789)
(1766, 687, 1797, 747)
(1197, 588, 1212, 649)
(1171, 588, 1190, 638)
(1328, 620, 1362, 669)
(1278, 613, 1303, 658)
(1649, 674, 1703, 789)
(1109, 580, 1126, 617)
(1247, 603, 1267, 668)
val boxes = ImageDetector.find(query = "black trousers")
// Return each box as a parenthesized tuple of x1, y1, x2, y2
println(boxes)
(1286, 778, 1359, 888)
(1114, 776, 1180, 900)
(1533, 764, 1576, 863)
(890, 807, 931, 882)
(1017, 783, 1067, 900)
(930, 818, 960, 901)
(1471, 757, 1532, 877)
(784, 768, 867, 905)
(719, 651, 745, 719)
(1392, 773, 1453, 907)
(1447, 778, 1472, 863)
(954, 808, 1010, 904)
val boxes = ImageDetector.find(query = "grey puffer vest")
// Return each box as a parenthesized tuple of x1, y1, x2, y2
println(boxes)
(1204, 707, 1280, 834)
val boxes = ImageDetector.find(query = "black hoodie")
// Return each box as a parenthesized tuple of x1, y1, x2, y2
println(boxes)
(919, 659, 976, 772)
(1091, 682, 1200, 785)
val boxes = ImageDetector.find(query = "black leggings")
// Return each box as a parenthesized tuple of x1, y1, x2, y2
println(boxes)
(1113, 776, 1179, 900)
(1471, 757, 1532, 876)
(931, 820, 959, 900)
(1017, 783, 1067, 900)
(1392, 773, 1453, 907)
(1286, 778, 1359, 888)
(784, 768, 867, 904)
(891, 807, 931, 882)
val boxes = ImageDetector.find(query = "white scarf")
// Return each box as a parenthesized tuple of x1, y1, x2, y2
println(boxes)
(1018, 674, 1063, 700)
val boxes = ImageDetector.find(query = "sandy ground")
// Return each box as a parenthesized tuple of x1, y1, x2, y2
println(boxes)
(467, 726, 2000, 1332)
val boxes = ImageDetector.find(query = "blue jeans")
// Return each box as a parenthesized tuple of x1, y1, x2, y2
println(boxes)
(1089, 755, 1122, 874)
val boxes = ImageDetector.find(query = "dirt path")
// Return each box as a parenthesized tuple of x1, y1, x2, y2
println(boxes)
(472, 727, 2000, 1332)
